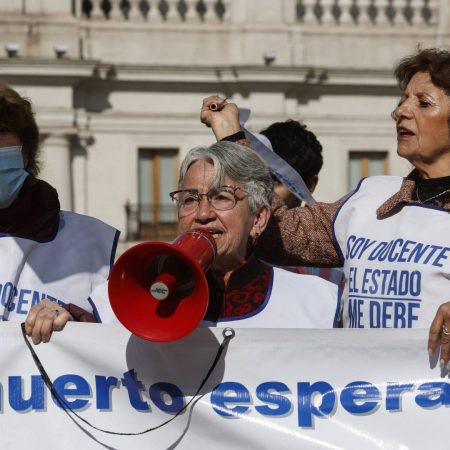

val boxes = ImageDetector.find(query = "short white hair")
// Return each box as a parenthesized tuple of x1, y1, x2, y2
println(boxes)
(178, 141, 273, 213)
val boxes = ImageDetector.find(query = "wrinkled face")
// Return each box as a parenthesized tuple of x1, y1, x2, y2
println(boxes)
(0, 124, 20, 148)
(177, 160, 262, 273)
(394, 72, 450, 177)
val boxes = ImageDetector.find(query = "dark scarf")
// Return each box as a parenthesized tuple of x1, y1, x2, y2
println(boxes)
(415, 172, 450, 204)
(0, 175, 60, 238)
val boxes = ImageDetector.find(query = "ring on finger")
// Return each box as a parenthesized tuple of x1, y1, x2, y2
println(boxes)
(442, 325, 450, 336)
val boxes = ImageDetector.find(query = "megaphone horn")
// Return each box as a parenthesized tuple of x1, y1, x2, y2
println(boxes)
(108, 230, 217, 342)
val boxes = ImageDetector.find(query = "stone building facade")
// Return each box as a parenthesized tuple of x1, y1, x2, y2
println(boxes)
(0, 0, 448, 247)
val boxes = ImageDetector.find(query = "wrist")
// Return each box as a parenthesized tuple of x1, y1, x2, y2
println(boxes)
(220, 131, 246, 143)
(211, 118, 241, 141)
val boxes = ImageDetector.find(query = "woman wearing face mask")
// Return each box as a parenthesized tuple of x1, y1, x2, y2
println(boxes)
(0, 83, 119, 344)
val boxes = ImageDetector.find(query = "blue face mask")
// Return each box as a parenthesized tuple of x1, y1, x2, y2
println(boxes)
(0, 145, 28, 209)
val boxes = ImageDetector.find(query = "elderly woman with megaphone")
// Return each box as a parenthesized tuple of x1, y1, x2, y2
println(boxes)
(168, 141, 339, 331)
(105, 141, 340, 342)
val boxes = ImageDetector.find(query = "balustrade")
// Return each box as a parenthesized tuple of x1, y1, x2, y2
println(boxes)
(78, 0, 229, 22)
(296, 0, 437, 25)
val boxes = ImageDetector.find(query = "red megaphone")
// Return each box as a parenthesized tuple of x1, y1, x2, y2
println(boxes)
(108, 230, 217, 342)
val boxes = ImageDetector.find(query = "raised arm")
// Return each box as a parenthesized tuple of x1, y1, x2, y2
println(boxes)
(255, 196, 343, 267)
(200, 96, 241, 140)
(200, 95, 343, 268)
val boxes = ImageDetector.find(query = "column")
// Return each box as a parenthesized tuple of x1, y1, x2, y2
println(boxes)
(39, 134, 73, 211)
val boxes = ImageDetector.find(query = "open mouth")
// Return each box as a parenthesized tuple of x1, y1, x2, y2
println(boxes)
(397, 126, 414, 138)
(194, 228, 223, 237)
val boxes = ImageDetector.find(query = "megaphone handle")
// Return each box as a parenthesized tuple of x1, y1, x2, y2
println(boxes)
(150, 272, 179, 301)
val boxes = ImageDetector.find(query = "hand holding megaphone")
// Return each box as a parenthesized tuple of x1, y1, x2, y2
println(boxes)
(109, 230, 217, 342)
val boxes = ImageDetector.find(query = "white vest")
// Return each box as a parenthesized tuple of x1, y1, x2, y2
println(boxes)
(333, 176, 450, 329)
(202, 266, 339, 329)
(92, 265, 339, 328)
(0, 211, 119, 321)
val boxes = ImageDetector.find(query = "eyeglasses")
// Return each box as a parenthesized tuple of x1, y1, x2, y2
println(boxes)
(169, 185, 248, 212)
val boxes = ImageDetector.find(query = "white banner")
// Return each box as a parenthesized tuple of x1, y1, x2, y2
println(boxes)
(0, 322, 448, 449)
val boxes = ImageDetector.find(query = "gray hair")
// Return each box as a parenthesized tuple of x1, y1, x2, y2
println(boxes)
(178, 141, 273, 213)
